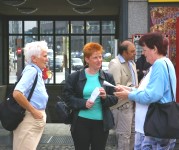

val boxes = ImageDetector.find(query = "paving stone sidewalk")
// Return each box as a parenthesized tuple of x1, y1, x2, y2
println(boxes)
(0, 123, 117, 150)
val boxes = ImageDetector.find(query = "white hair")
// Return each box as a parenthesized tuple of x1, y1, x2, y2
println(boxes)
(24, 41, 48, 64)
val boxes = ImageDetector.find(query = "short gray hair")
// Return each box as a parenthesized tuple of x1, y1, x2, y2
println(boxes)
(24, 41, 48, 64)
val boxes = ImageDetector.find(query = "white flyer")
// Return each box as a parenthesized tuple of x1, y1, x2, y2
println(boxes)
(103, 80, 116, 88)
(89, 87, 100, 102)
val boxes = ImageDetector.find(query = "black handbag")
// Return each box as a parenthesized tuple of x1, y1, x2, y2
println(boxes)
(55, 71, 80, 124)
(55, 96, 72, 124)
(144, 61, 179, 139)
(0, 73, 38, 131)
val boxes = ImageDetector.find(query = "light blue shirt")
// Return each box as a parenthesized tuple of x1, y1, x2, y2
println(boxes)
(129, 57, 176, 105)
(15, 63, 49, 110)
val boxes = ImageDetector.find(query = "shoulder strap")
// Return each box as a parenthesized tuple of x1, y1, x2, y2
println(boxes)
(164, 60, 175, 101)
(27, 72, 38, 101)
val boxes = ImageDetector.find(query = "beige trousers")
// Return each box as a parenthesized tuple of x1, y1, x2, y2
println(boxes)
(13, 110, 46, 150)
(112, 101, 135, 150)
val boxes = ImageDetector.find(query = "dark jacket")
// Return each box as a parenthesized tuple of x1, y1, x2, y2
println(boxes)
(64, 68, 118, 132)
(136, 55, 151, 82)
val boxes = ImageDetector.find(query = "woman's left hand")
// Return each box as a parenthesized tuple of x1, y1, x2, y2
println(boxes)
(99, 87, 106, 99)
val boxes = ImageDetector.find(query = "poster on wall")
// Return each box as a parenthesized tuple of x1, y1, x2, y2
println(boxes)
(150, 6, 179, 67)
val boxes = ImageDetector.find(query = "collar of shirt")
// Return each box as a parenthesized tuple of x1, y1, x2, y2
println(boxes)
(117, 54, 136, 86)
(117, 54, 135, 65)
(117, 54, 126, 63)
(29, 63, 42, 76)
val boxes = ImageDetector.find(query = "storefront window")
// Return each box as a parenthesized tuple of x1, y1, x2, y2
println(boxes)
(24, 35, 38, 45)
(71, 21, 84, 34)
(9, 36, 23, 84)
(86, 35, 100, 43)
(9, 21, 22, 34)
(102, 35, 115, 62)
(40, 21, 53, 34)
(40, 36, 54, 49)
(8, 19, 116, 84)
(102, 21, 115, 34)
(86, 21, 100, 34)
(55, 36, 69, 84)
(55, 21, 69, 34)
(24, 21, 38, 34)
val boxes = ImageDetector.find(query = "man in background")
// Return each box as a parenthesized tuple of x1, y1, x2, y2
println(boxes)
(108, 40, 138, 150)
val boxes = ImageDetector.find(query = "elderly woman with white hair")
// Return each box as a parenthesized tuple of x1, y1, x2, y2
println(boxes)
(12, 41, 49, 150)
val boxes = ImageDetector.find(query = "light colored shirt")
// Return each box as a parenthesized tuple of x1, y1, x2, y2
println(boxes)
(15, 63, 48, 110)
(135, 67, 152, 133)
(129, 57, 176, 105)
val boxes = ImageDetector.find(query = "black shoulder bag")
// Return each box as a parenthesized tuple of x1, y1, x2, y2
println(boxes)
(55, 96, 72, 124)
(144, 61, 179, 138)
(55, 70, 80, 124)
(0, 73, 38, 131)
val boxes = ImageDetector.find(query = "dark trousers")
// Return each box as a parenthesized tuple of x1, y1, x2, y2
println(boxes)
(71, 116, 109, 150)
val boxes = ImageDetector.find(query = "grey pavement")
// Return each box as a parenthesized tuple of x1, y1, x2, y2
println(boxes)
(0, 123, 117, 150)
(1, 123, 179, 150)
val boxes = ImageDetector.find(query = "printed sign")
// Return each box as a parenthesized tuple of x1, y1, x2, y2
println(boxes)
(150, 6, 179, 66)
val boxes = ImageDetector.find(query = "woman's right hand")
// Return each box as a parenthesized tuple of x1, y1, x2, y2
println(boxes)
(31, 108, 43, 119)
(86, 100, 94, 109)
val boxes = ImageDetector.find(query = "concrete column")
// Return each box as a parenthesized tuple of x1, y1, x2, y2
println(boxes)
(119, 0, 128, 42)
(128, 0, 148, 39)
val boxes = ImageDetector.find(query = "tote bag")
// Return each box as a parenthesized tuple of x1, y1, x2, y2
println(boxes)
(0, 73, 38, 131)
(144, 61, 179, 139)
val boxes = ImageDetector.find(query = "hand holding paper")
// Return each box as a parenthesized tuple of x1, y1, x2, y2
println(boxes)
(89, 87, 100, 102)
(103, 80, 116, 88)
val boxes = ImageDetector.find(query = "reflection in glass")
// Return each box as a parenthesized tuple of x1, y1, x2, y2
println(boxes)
(40, 36, 54, 50)
(24, 21, 38, 34)
(71, 36, 84, 72)
(40, 21, 53, 34)
(55, 54, 66, 84)
(86, 21, 100, 34)
(55, 21, 69, 34)
(55, 36, 69, 84)
(71, 57, 84, 71)
(133, 37, 143, 60)
(9, 36, 22, 84)
(46, 48, 54, 84)
(71, 21, 84, 34)
(71, 36, 84, 58)
(102, 21, 115, 34)
(8, 19, 116, 84)
(102, 36, 115, 61)
(86, 36, 100, 43)
(24, 35, 38, 45)
(9, 21, 22, 34)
